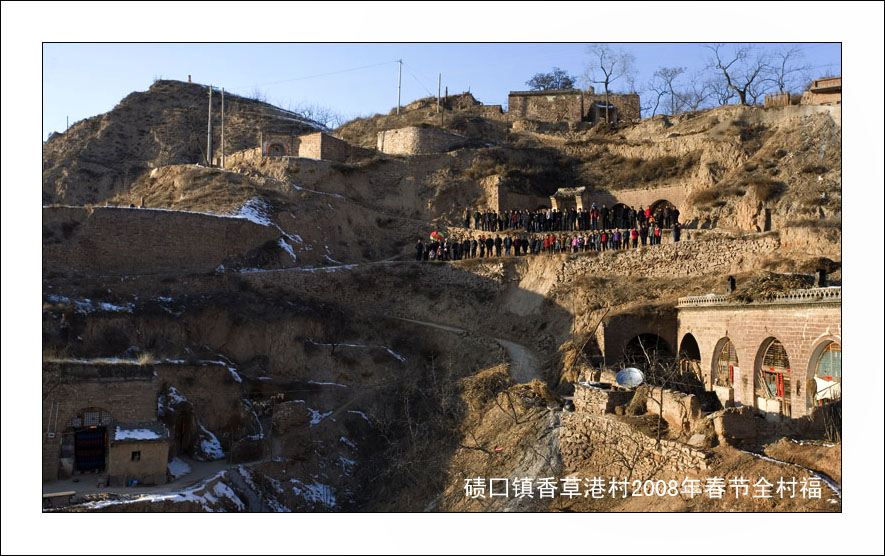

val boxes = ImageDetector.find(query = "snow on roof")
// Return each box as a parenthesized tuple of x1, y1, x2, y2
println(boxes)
(113, 422, 169, 442)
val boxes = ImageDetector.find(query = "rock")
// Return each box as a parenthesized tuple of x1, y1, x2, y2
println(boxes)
(688, 433, 707, 447)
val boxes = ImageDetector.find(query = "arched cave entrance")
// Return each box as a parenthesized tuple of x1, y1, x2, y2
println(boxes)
(621, 333, 674, 381)
(611, 203, 634, 229)
(754, 338, 792, 417)
(649, 199, 678, 228)
(678, 333, 703, 387)
(59, 407, 114, 478)
(807, 341, 841, 410)
(712, 337, 738, 388)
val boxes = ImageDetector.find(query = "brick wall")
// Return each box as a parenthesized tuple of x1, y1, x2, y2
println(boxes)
(677, 300, 841, 419)
(43, 206, 282, 276)
(376, 126, 467, 155)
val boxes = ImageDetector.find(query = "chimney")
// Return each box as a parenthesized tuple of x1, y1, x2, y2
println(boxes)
(815, 268, 827, 288)
(188, 75, 192, 83)
(726, 276, 736, 293)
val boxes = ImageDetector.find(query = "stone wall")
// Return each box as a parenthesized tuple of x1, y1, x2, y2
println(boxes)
(560, 413, 713, 476)
(573, 383, 634, 414)
(42, 206, 282, 277)
(508, 90, 584, 122)
(556, 233, 781, 282)
(376, 126, 467, 155)
(677, 292, 841, 419)
(585, 92, 641, 122)
(507, 89, 641, 123)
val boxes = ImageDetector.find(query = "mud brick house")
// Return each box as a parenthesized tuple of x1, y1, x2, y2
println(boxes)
(108, 422, 170, 487)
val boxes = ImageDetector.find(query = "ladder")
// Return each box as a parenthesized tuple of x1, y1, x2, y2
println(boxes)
(46, 401, 60, 439)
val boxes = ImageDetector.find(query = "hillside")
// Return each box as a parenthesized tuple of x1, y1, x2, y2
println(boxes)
(42, 80, 324, 205)
(41, 81, 841, 514)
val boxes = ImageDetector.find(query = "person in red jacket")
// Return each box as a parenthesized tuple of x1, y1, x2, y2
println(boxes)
(631, 228, 639, 249)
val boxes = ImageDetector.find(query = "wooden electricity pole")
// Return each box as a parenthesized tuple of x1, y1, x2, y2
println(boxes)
(221, 87, 225, 169)
(397, 59, 402, 115)
(207, 85, 213, 166)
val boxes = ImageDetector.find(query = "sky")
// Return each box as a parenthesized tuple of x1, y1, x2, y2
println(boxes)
(42, 42, 842, 137)
(5, 2, 885, 556)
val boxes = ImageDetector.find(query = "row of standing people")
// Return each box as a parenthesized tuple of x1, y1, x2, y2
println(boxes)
(416, 223, 681, 261)
(466, 203, 680, 233)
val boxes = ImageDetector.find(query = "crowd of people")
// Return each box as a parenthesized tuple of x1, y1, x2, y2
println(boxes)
(465, 203, 680, 234)
(416, 222, 681, 261)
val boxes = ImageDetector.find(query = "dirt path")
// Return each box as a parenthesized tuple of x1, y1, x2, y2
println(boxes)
(392, 317, 542, 383)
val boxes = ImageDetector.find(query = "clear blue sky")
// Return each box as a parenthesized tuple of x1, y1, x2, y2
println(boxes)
(42, 42, 841, 137)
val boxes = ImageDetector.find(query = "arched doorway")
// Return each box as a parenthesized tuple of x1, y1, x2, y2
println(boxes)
(678, 333, 703, 387)
(622, 333, 674, 379)
(807, 341, 841, 410)
(712, 337, 738, 388)
(611, 203, 634, 229)
(60, 407, 114, 477)
(649, 200, 677, 228)
(755, 338, 792, 417)
(267, 142, 286, 157)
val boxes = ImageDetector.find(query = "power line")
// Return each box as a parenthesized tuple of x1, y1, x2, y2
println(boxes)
(229, 59, 401, 92)
(401, 61, 435, 97)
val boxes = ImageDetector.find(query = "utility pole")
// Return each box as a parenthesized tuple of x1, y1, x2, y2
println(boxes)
(66, 116, 69, 130)
(221, 87, 225, 169)
(397, 59, 402, 115)
(443, 86, 448, 127)
(207, 85, 213, 167)
(437, 73, 441, 114)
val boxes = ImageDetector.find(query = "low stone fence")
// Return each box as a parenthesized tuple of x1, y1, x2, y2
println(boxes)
(560, 413, 713, 476)
(573, 383, 633, 415)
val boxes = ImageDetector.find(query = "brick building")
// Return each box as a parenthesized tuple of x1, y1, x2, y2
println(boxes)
(801, 76, 841, 107)
(508, 87, 641, 124)
(676, 286, 841, 420)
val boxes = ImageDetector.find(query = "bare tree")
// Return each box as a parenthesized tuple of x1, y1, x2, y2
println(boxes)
(584, 44, 637, 122)
(704, 43, 770, 106)
(648, 66, 686, 116)
(765, 45, 812, 94)
(292, 103, 342, 129)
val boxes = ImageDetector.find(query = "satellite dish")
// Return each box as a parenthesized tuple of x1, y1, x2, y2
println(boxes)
(616, 367, 645, 388)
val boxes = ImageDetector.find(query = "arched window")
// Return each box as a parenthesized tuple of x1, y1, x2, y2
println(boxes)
(755, 339, 792, 416)
(811, 342, 841, 406)
(714, 338, 738, 387)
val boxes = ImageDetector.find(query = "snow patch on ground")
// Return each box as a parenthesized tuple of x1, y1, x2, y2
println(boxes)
(197, 425, 225, 461)
(167, 386, 188, 405)
(347, 410, 370, 424)
(45, 295, 134, 314)
(339, 436, 356, 449)
(73, 471, 244, 512)
(290, 478, 336, 508)
(739, 449, 841, 499)
(278, 238, 298, 262)
(307, 409, 333, 426)
(167, 457, 192, 479)
(308, 380, 348, 388)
